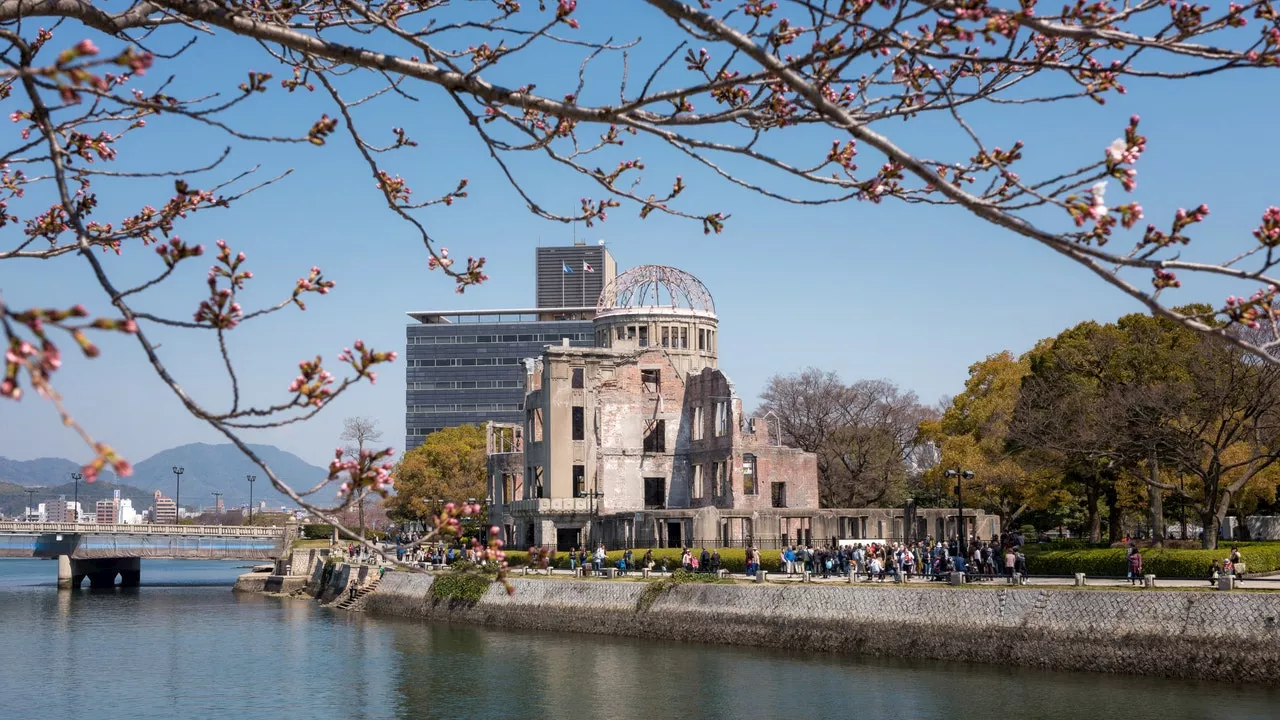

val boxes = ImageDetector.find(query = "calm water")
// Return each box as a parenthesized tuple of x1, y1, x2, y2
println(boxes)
(1, 559, 1276, 719)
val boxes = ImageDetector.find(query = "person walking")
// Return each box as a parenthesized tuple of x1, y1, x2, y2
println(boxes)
(1128, 547, 1144, 586)
(1004, 546, 1016, 585)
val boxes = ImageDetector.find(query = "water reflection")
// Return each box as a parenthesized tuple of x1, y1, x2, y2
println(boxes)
(2, 560, 1278, 720)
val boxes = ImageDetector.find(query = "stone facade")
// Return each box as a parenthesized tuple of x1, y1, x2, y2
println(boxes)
(365, 572, 1280, 682)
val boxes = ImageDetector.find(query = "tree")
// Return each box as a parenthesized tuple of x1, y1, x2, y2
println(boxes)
(1137, 329, 1280, 549)
(387, 425, 487, 525)
(341, 416, 384, 541)
(923, 351, 1064, 530)
(761, 369, 932, 507)
(1, 1, 1277, 566)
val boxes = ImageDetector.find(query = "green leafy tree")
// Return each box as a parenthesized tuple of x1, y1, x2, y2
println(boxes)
(388, 425, 488, 525)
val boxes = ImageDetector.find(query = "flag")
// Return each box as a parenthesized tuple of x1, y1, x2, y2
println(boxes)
(562, 262, 573, 274)
(583, 260, 595, 273)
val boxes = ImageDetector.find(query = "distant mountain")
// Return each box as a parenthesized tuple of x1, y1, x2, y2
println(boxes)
(0, 443, 330, 512)
(0, 456, 88, 487)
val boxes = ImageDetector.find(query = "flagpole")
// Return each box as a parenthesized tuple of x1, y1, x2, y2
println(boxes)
(581, 263, 586, 306)
(561, 265, 565, 308)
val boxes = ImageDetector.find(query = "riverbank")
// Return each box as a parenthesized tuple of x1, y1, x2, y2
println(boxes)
(357, 569, 1280, 682)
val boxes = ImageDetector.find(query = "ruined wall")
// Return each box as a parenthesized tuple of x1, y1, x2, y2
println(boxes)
(595, 349, 685, 513)
(365, 573, 1280, 683)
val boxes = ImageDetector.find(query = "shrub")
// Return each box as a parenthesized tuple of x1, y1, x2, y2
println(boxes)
(1024, 542, 1280, 577)
(636, 568, 731, 612)
(605, 548, 782, 573)
(301, 523, 333, 540)
(429, 572, 492, 602)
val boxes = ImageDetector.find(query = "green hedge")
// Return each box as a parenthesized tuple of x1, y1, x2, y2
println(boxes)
(301, 524, 333, 540)
(1024, 542, 1280, 577)
(502, 548, 782, 572)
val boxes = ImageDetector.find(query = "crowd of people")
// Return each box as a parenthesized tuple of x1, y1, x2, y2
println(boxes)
(773, 538, 1030, 584)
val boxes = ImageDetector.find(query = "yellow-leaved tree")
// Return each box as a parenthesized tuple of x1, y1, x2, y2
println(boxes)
(387, 425, 488, 526)
(920, 350, 1066, 531)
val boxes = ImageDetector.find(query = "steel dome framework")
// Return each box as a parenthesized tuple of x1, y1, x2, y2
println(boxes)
(596, 265, 716, 314)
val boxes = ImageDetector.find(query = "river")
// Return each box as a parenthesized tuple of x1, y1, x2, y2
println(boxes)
(2, 558, 1276, 719)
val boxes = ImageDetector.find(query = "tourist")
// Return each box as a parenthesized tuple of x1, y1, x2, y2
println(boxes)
(699, 547, 711, 573)
(642, 548, 654, 571)
(594, 543, 606, 574)
(867, 553, 883, 582)
(681, 547, 692, 571)
(1128, 547, 1143, 586)
(782, 546, 796, 576)
(1209, 559, 1222, 586)
(570, 547, 579, 572)
(1230, 546, 1244, 586)
(711, 548, 721, 573)
(1004, 546, 1016, 585)
(622, 548, 633, 576)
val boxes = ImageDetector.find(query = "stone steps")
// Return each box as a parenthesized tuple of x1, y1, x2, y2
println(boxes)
(332, 574, 382, 611)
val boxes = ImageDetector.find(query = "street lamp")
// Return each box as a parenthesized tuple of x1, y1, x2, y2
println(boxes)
(246, 475, 256, 526)
(904, 496, 916, 546)
(584, 481, 604, 549)
(71, 472, 82, 523)
(942, 469, 975, 559)
(171, 466, 184, 523)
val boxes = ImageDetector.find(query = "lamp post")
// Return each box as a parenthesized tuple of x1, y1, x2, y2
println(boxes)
(904, 497, 916, 546)
(585, 480, 604, 549)
(71, 471, 82, 523)
(246, 475, 256, 526)
(171, 466, 184, 523)
(943, 469, 974, 559)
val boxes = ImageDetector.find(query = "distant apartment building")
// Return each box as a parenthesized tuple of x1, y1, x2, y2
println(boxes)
(151, 490, 177, 524)
(95, 498, 118, 524)
(404, 242, 616, 451)
(45, 498, 74, 523)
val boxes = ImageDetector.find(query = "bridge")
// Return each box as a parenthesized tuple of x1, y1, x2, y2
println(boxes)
(0, 522, 288, 589)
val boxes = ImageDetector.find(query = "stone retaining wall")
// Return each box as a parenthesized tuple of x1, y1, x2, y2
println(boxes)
(363, 572, 1280, 682)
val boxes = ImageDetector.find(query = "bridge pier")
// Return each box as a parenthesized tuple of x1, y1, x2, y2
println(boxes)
(69, 558, 142, 589)
(57, 555, 73, 589)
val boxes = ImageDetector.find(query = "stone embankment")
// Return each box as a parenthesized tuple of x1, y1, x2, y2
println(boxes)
(361, 571, 1280, 683)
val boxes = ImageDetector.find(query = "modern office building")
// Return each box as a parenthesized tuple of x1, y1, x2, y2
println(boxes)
(405, 242, 617, 451)
(534, 243, 616, 309)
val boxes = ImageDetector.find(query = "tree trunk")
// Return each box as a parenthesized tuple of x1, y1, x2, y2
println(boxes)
(1106, 484, 1122, 544)
(1202, 509, 1219, 550)
(1085, 481, 1101, 543)
(1149, 455, 1164, 547)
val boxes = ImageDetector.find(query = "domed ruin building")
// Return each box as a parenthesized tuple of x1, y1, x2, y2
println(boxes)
(487, 265, 998, 551)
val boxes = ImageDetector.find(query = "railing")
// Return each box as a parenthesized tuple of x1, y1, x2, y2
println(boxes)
(0, 521, 286, 537)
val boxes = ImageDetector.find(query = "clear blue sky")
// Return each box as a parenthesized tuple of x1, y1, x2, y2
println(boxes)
(1, 6, 1277, 470)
